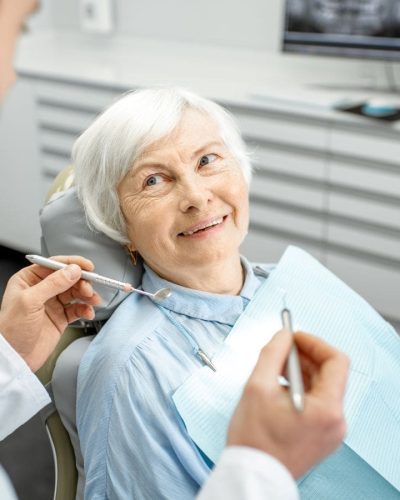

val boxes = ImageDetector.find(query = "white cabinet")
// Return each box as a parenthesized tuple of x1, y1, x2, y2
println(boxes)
(233, 105, 400, 323)
(0, 80, 42, 252)
(325, 125, 400, 323)
(32, 77, 122, 215)
(233, 107, 329, 151)
(329, 123, 400, 166)
(0, 77, 122, 252)
(329, 160, 400, 199)
(233, 106, 330, 267)
(240, 231, 325, 263)
(324, 253, 400, 323)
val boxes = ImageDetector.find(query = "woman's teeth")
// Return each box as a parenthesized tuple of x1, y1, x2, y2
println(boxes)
(182, 217, 224, 236)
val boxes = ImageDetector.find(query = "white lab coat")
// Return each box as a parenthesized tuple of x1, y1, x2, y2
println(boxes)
(0, 334, 51, 500)
(0, 334, 298, 500)
(198, 447, 299, 500)
(0, 335, 50, 440)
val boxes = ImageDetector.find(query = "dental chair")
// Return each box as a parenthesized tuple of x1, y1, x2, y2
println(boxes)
(38, 167, 142, 500)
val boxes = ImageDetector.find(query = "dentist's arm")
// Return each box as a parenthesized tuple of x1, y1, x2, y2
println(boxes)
(198, 329, 349, 500)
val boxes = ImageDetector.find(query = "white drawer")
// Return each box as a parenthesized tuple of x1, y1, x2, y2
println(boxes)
(241, 229, 323, 263)
(233, 109, 328, 151)
(250, 203, 324, 240)
(42, 152, 71, 177)
(330, 126, 400, 167)
(251, 175, 326, 211)
(39, 129, 76, 157)
(329, 160, 400, 199)
(33, 80, 121, 111)
(326, 252, 400, 321)
(327, 221, 400, 261)
(329, 192, 400, 230)
(251, 144, 327, 181)
(38, 105, 96, 133)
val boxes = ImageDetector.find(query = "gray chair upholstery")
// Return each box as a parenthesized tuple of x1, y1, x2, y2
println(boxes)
(52, 336, 94, 500)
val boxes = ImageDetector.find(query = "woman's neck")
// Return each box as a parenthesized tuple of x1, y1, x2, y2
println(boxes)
(151, 254, 245, 296)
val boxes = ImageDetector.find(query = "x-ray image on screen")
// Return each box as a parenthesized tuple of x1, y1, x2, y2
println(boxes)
(283, 0, 400, 60)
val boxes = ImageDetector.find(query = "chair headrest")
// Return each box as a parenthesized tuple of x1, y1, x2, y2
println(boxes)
(40, 187, 143, 321)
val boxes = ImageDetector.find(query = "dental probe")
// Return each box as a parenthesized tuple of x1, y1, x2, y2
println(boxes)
(25, 255, 171, 301)
(281, 306, 305, 412)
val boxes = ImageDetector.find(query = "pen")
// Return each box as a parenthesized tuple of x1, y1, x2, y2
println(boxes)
(281, 307, 305, 412)
(25, 255, 171, 301)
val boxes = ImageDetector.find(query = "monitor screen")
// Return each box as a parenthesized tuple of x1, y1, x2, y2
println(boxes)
(283, 0, 400, 61)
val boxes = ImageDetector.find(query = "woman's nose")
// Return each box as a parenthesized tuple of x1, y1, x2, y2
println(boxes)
(178, 177, 214, 213)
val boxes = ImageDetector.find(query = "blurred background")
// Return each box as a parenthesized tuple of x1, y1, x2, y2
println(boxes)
(1, 1, 399, 498)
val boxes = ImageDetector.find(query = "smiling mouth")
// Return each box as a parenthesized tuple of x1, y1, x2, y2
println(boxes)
(179, 216, 227, 236)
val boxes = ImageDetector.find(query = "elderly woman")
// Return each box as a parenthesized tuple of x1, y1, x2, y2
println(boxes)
(74, 88, 399, 499)
(75, 88, 259, 497)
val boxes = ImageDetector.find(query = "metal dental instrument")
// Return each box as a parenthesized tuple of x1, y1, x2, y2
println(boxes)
(197, 348, 217, 372)
(281, 299, 305, 412)
(25, 255, 171, 301)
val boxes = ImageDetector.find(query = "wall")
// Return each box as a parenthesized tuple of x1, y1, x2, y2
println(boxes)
(27, 0, 400, 91)
(40, 0, 284, 51)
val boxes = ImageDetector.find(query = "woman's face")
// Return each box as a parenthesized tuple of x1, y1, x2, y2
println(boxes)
(118, 109, 249, 284)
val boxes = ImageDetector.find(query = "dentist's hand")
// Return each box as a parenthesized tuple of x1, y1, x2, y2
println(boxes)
(0, 256, 101, 372)
(227, 329, 349, 478)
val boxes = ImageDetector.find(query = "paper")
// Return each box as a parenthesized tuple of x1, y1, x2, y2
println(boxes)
(173, 246, 400, 491)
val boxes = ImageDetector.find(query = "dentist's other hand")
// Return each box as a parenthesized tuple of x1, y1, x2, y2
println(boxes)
(228, 329, 349, 478)
(0, 256, 101, 371)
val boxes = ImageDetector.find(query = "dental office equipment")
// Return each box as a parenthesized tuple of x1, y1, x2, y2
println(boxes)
(25, 255, 171, 301)
(281, 305, 304, 412)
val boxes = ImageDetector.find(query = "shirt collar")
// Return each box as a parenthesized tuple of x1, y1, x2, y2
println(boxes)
(141, 257, 262, 325)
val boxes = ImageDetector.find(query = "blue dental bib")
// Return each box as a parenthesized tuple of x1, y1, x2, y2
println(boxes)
(173, 246, 400, 498)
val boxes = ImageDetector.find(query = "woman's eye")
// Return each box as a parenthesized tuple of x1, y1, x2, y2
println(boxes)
(199, 154, 217, 167)
(144, 174, 164, 187)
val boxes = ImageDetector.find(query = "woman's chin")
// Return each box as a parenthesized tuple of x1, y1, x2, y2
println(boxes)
(176, 226, 243, 262)
(178, 243, 240, 266)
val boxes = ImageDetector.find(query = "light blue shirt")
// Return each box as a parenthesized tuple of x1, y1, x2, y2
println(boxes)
(77, 258, 269, 500)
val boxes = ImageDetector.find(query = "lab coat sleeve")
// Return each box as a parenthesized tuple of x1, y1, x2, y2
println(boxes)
(0, 334, 50, 440)
(0, 465, 18, 500)
(197, 447, 300, 500)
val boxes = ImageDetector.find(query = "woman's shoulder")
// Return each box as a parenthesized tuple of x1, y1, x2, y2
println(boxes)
(76, 294, 197, 430)
(78, 294, 164, 382)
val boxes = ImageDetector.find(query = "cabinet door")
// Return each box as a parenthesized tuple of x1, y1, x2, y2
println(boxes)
(326, 151, 400, 321)
(325, 251, 400, 324)
(328, 160, 400, 262)
(329, 159, 400, 199)
(0, 80, 42, 252)
(232, 107, 329, 152)
(33, 79, 122, 195)
(231, 106, 330, 264)
(241, 230, 324, 263)
(330, 122, 400, 166)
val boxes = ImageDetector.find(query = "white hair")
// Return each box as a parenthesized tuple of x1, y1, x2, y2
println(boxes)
(73, 87, 252, 244)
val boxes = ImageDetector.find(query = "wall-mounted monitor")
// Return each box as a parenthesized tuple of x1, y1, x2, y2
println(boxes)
(283, 0, 400, 61)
